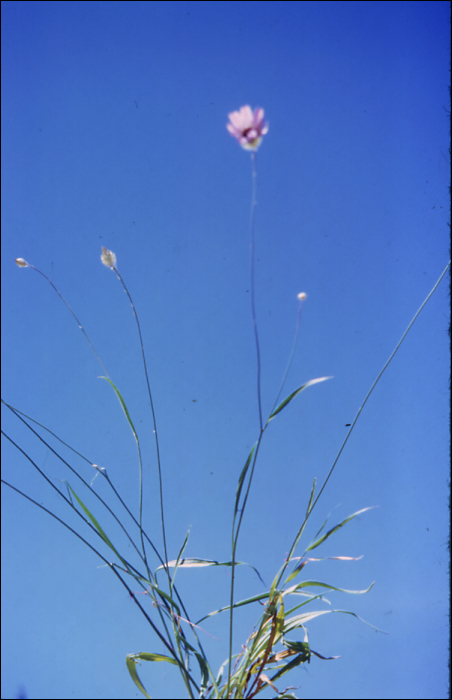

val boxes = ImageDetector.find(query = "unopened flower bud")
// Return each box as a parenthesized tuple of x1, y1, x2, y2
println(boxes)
(101, 247, 117, 268)
(15, 258, 29, 268)
(297, 292, 307, 301)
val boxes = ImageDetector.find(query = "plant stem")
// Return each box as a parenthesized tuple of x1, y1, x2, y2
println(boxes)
(227, 151, 263, 698)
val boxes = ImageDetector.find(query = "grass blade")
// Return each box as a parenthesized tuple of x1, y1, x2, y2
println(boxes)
(66, 483, 135, 574)
(267, 377, 331, 423)
(234, 443, 257, 516)
(100, 376, 138, 441)
(306, 506, 376, 552)
(126, 652, 179, 700)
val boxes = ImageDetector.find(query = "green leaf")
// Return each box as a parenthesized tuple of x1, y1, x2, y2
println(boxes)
(283, 639, 311, 653)
(274, 595, 286, 643)
(66, 483, 130, 569)
(147, 583, 181, 618)
(196, 591, 270, 624)
(306, 507, 376, 552)
(282, 606, 385, 634)
(234, 443, 257, 515)
(194, 651, 210, 696)
(284, 555, 363, 585)
(291, 579, 375, 596)
(170, 529, 190, 589)
(270, 652, 311, 682)
(100, 376, 138, 442)
(155, 557, 264, 586)
(267, 377, 332, 423)
(126, 655, 152, 699)
(126, 652, 180, 699)
(133, 652, 178, 664)
(306, 478, 316, 516)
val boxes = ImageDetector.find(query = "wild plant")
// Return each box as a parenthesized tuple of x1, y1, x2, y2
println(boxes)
(2, 106, 449, 699)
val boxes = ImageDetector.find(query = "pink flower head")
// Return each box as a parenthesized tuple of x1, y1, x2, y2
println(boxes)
(227, 105, 269, 151)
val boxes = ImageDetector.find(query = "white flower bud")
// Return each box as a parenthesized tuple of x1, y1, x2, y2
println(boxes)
(101, 247, 117, 268)
(15, 258, 29, 267)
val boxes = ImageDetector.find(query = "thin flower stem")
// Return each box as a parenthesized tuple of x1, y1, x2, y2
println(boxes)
(274, 258, 451, 591)
(25, 264, 110, 378)
(227, 151, 263, 697)
(112, 270, 171, 591)
(250, 152, 263, 433)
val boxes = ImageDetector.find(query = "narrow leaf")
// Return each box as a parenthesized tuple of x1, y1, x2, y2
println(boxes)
(196, 591, 270, 624)
(171, 529, 190, 589)
(156, 557, 265, 586)
(126, 655, 152, 699)
(267, 377, 332, 423)
(270, 652, 311, 682)
(306, 507, 376, 551)
(148, 583, 181, 618)
(194, 651, 210, 696)
(292, 579, 375, 595)
(133, 652, 178, 665)
(235, 443, 257, 515)
(66, 484, 127, 567)
(283, 639, 311, 654)
(306, 478, 316, 516)
(100, 376, 138, 442)
(285, 555, 363, 584)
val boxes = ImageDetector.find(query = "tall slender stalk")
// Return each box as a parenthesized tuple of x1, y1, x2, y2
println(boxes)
(227, 151, 263, 697)
(112, 268, 171, 591)
(249, 152, 263, 434)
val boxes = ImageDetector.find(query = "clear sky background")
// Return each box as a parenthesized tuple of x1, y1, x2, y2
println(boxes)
(1, 2, 450, 699)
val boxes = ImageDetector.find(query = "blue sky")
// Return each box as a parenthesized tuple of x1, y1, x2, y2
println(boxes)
(1, 2, 450, 699)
